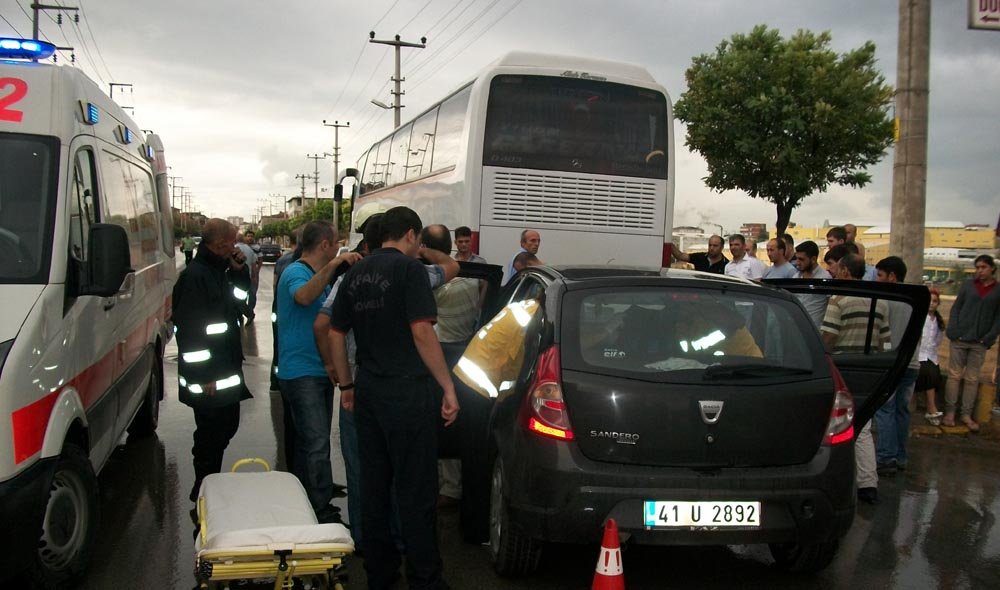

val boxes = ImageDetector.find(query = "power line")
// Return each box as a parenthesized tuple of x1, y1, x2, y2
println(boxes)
(1, 12, 26, 37)
(400, 0, 435, 32)
(404, 0, 480, 67)
(424, 0, 464, 39)
(410, 0, 523, 92)
(371, 0, 401, 30)
(408, 0, 501, 76)
(12, 1, 74, 65)
(76, 1, 115, 81)
(342, 46, 391, 117)
(324, 0, 416, 118)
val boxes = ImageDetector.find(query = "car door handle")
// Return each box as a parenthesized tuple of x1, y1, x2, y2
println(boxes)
(103, 297, 117, 311)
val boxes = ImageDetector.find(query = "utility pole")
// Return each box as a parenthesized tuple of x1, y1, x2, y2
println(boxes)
(322, 120, 350, 232)
(31, 3, 78, 42)
(169, 176, 182, 210)
(322, 120, 350, 182)
(307, 154, 327, 209)
(295, 174, 316, 212)
(889, 0, 931, 283)
(109, 82, 133, 101)
(369, 32, 426, 128)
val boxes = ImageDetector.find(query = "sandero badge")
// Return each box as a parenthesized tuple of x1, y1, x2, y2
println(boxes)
(589, 430, 640, 445)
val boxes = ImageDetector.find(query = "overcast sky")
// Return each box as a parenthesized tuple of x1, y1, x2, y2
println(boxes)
(3, 0, 998, 232)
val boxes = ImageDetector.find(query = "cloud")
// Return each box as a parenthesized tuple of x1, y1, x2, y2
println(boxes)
(25, 0, 995, 227)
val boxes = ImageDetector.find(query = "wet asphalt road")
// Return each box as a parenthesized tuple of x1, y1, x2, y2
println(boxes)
(67, 263, 1000, 589)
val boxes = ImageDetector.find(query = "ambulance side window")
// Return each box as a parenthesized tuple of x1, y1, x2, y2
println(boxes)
(69, 150, 98, 264)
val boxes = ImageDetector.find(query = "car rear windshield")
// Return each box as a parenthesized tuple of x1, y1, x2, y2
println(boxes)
(0, 133, 58, 284)
(565, 287, 817, 382)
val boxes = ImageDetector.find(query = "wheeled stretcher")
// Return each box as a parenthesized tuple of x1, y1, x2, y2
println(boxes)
(194, 459, 354, 589)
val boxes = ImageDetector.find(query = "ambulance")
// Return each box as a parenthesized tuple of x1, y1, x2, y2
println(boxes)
(0, 38, 175, 586)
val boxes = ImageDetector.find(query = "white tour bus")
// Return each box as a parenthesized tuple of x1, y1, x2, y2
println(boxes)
(340, 52, 674, 279)
(0, 39, 175, 586)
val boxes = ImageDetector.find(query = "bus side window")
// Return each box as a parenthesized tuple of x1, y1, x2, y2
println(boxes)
(356, 149, 371, 196)
(432, 85, 471, 172)
(66, 149, 98, 303)
(386, 122, 413, 188)
(407, 107, 438, 180)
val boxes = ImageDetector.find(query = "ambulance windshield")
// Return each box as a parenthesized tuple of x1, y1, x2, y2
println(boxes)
(0, 134, 58, 284)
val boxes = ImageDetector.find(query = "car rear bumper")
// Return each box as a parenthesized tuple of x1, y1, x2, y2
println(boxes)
(500, 434, 856, 546)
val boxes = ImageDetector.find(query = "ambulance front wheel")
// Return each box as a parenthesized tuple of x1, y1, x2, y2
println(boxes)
(30, 443, 99, 589)
(129, 350, 163, 437)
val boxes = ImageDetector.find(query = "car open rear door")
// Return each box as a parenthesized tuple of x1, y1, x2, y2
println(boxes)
(763, 278, 929, 430)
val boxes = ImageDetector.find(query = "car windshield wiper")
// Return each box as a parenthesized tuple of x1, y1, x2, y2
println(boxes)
(702, 364, 813, 380)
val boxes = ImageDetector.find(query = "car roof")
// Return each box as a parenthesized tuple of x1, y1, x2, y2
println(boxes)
(523, 265, 794, 301)
(549, 265, 752, 286)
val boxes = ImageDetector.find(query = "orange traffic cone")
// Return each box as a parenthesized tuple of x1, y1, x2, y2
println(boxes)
(592, 518, 624, 590)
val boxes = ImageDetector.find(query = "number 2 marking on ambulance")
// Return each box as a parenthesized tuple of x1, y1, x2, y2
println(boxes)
(0, 78, 29, 123)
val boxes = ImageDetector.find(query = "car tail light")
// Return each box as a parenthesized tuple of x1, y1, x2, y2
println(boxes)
(525, 346, 574, 441)
(823, 356, 854, 445)
(661, 243, 673, 268)
(471, 230, 481, 255)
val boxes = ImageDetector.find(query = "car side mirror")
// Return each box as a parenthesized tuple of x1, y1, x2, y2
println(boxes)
(84, 224, 132, 297)
(334, 184, 344, 202)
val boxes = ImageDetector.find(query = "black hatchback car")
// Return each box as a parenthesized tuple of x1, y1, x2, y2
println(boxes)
(258, 242, 283, 263)
(447, 265, 926, 576)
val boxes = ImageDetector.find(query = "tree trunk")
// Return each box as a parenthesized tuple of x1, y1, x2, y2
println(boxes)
(774, 202, 794, 238)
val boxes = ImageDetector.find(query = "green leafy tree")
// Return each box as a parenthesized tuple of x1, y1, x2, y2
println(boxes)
(674, 25, 895, 237)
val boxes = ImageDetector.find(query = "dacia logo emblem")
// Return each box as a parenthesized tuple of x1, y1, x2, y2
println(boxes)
(699, 400, 724, 425)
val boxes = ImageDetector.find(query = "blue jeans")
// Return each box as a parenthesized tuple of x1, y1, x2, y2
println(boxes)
(875, 367, 918, 467)
(279, 376, 335, 513)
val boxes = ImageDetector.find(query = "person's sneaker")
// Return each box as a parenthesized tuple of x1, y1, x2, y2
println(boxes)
(857, 487, 879, 505)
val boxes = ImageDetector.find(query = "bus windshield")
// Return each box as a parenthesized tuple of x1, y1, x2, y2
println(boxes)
(0, 134, 58, 284)
(483, 75, 669, 180)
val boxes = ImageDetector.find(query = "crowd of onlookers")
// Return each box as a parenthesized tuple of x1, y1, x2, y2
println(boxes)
(671, 225, 1000, 505)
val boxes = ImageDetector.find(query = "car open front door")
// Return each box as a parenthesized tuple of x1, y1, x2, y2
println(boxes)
(439, 260, 505, 543)
(764, 278, 930, 430)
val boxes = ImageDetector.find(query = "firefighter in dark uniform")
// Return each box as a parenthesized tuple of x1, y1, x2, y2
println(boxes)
(172, 218, 253, 502)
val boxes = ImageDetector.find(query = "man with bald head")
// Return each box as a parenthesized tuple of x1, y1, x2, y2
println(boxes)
(172, 218, 254, 503)
(507, 229, 541, 283)
(668, 235, 728, 274)
(844, 223, 867, 259)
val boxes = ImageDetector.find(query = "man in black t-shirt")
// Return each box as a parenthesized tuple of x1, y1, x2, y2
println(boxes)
(668, 234, 728, 274)
(329, 206, 458, 590)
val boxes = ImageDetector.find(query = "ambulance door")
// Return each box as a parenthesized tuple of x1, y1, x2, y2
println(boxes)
(95, 148, 151, 437)
(65, 142, 119, 466)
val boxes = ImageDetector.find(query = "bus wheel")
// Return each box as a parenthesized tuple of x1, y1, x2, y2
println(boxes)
(30, 444, 99, 589)
(129, 352, 162, 437)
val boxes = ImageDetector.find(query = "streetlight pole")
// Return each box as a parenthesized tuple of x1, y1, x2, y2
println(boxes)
(369, 33, 426, 129)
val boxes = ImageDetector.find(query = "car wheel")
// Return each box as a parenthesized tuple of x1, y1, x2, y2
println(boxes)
(29, 444, 99, 589)
(769, 539, 839, 573)
(128, 353, 162, 437)
(489, 459, 541, 576)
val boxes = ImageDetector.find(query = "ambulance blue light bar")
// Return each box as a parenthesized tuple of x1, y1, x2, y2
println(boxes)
(0, 38, 57, 60)
(79, 101, 99, 125)
(116, 124, 134, 144)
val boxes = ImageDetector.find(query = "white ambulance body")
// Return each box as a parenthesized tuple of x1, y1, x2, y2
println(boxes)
(0, 39, 174, 586)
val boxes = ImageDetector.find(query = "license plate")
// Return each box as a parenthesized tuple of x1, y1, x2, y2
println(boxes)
(643, 501, 761, 528)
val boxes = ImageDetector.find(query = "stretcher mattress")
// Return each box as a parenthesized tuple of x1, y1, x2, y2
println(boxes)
(196, 470, 353, 552)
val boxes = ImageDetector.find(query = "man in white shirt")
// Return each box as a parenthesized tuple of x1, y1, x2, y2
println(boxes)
(724, 234, 765, 280)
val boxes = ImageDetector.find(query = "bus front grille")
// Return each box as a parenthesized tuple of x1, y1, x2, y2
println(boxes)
(485, 169, 660, 231)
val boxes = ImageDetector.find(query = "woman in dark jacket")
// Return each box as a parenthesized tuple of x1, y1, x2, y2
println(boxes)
(943, 255, 1000, 430)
